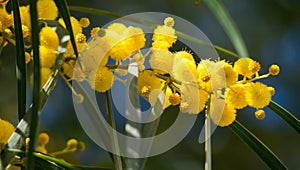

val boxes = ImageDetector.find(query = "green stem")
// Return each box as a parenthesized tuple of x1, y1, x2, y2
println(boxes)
(204, 96, 212, 170)
(105, 91, 123, 170)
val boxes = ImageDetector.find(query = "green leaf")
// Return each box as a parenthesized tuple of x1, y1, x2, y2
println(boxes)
(268, 101, 300, 134)
(28, 0, 40, 169)
(54, 0, 78, 58)
(229, 120, 287, 169)
(203, 0, 248, 58)
(11, 0, 27, 121)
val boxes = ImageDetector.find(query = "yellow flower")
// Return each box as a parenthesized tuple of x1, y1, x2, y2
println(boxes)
(197, 59, 225, 92)
(65, 33, 86, 57)
(37, 0, 58, 20)
(225, 84, 247, 109)
(172, 51, 198, 83)
(255, 109, 266, 120)
(90, 27, 100, 37)
(19, 5, 31, 28)
(105, 24, 145, 62)
(38, 132, 50, 145)
(40, 26, 59, 50)
(152, 17, 177, 49)
(269, 64, 280, 76)
(210, 96, 236, 127)
(234, 57, 259, 78)
(149, 49, 174, 74)
(169, 93, 181, 106)
(88, 66, 114, 92)
(138, 70, 164, 105)
(25, 52, 31, 64)
(59, 16, 82, 36)
(39, 45, 57, 68)
(245, 82, 272, 109)
(30, 68, 53, 89)
(79, 17, 90, 28)
(0, 119, 15, 150)
(179, 84, 208, 114)
(222, 61, 238, 87)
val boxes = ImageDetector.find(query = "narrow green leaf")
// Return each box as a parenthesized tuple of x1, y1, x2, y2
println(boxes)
(54, 0, 78, 58)
(69, 6, 240, 58)
(203, 0, 248, 58)
(268, 101, 300, 134)
(229, 120, 287, 169)
(11, 0, 27, 120)
(28, 0, 40, 169)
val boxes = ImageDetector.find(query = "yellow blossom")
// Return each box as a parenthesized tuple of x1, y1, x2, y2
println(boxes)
(22, 25, 30, 38)
(138, 70, 164, 105)
(210, 96, 236, 127)
(0, 119, 15, 150)
(152, 17, 177, 49)
(79, 17, 90, 28)
(225, 84, 247, 109)
(59, 16, 83, 36)
(90, 27, 100, 37)
(88, 66, 114, 92)
(179, 84, 208, 114)
(38, 132, 50, 145)
(255, 109, 266, 120)
(37, 0, 58, 20)
(172, 51, 198, 83)
(25, 52, 31, 64)
(169, 93, 181, 106)
(39, 45, 57, 68)
(234, 57, 258, 78)
(40, 26, 59, 50)
(149, 49, 174, 74)
(269, 64, 280, 76)
(222, 61, 238, 87)
(19, 5, 31, 28)
(30, 67, 53, 89)
(245, 82, 272, 108)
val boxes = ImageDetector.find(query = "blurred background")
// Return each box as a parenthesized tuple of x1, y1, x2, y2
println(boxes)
(0, 0, 299, 169)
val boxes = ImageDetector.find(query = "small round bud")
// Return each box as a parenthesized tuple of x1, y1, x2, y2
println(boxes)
(90, 27, 100, 37)
(75, 33, 86, 44)
(248, 60, 261, 73)
(269, 64, 280, 76)
(164, 17, 175, 27)
(75, 94, 84, 103)
(38, 132, 50, 145)
(255, 109, 265, 120)
(169, 93, 181, 106)
(79, 17, 90, 28)
(66, 138, 78, 150)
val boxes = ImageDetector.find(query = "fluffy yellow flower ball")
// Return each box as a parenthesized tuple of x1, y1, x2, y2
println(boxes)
(245, 82, 272, 109)
(30, 67, 53, 89)
(152, 17, 177, 49)
(234, 57, 259, 78)
(59, 16, 83, 36)
(222, 61, 238, 87)
(0, 119, 15, 150)
(19, 5, 31, 28)
(138, 70, 164, 105)
(179, 84, 208, 114)
(39, 45, 57, 68)
(255, 109, 266, 120)
(37, 0, 58, 20)
(210, 97, 237, 127)
(269, 64, 280, 76)
(40, 26, 59, 50)
(88, 66, 114, 92)
(149, 49, 174, 74)
(225, 84, 248, 109)
(79, 17, 90, 28)
(172, 51, 198, 83)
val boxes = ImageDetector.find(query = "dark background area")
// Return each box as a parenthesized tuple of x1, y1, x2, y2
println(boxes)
(0, 0, 299, 169)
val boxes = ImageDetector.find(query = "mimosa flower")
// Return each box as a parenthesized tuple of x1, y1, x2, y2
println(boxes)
(245, 82, 272, 109)
(149, 49, 174, 74)
(173, 51, 198, 83)
(88, 66, 114, 92)
(225, 84, 247, 109)
(269, 64, 280, 76)
(152, 17, 177, 49)
(210, 96, 236, 127)
(39, 45, 57, 68)
(37, 0, 58, 20)
(40, 26, 59, 50)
